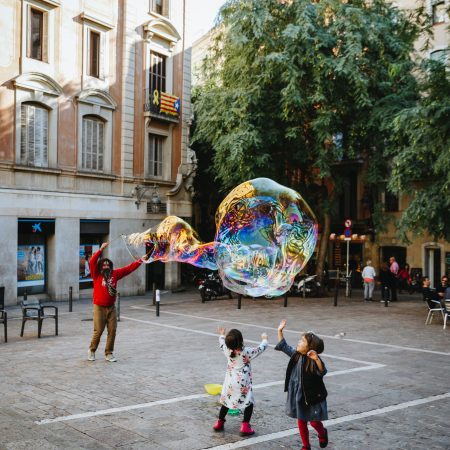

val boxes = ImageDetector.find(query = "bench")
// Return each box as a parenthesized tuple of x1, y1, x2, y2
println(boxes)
(0, 286, 6, 342)
(20, 299, 58, 338)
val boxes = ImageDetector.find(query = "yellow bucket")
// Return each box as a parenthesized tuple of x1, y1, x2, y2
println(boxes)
(204, 384, 222, 395)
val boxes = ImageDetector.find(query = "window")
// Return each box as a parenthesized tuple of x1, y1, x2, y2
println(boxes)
(28, 8, 46, 61)
(89, 31, 100, 78)
(150, 51, 166, 93)
(82, 116, 104, 171)
(148, 134, 163, 177)
(432, 1, 448, 24)
(385, 190, 399, 212)
(151, 0, 164, 15)
(20, 103, 48, 167)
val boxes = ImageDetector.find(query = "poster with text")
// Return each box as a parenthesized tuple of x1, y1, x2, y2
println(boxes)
(17, 245, 45, 288)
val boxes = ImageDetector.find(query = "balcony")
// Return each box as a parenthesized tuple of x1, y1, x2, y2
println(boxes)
(144, 88, 180, 123)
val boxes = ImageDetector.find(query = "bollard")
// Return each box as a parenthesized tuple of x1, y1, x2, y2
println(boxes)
(384, 286, 389, 307)
(69, 286, 73, 312)
(23, 289, 28, 301)
(237, 294, 242, 310)
(117, 293, 121, 321)
(333, 279, 339, 307)
(283, 292, 288, 308)
(156, 289, 160, 316)
(152, 282, 156, 306)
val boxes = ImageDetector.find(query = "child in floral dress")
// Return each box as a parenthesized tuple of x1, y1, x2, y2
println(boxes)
(213, 327, 268, 436)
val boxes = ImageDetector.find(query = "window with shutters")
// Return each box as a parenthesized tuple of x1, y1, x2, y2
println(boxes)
(150, 51, 166, 93)
(89, 30, 101, 78)
(148, 134, 164, 177)
(82, 116, 105, 172)
(20, 103, 49, 167)
(27, 7, 48, 62)
(431, 1, 448, 24)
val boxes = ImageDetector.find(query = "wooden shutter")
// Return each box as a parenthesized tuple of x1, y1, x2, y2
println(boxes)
(162, 0, 169, 17)
(82, 117, 104, 171)
(20, 104, 48, 167)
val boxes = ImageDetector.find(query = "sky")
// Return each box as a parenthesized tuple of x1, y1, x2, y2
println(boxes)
(185, 0, 226, 45)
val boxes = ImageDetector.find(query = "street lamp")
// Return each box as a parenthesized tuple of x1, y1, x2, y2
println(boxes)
(131, 183, 161, 212)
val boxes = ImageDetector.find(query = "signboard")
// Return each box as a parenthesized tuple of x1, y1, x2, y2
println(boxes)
(79, 244, 100, 284)
(17, 245, 45, 288)
(344, 219, 352, 228)
(344, 227, 352, 238)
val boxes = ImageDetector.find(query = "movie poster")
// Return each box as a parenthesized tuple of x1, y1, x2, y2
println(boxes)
(17, 245, 45, 288)
(79, 244, 100, 284)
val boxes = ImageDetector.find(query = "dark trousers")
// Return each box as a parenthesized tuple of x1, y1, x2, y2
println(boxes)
(219, 403, 253, 422)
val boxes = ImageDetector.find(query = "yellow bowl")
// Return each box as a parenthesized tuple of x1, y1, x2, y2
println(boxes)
(204, 384, 222, 395)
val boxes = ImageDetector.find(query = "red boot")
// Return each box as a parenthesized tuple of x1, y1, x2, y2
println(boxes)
(213, 419, 225, 431)
(240, 421, 255, 436)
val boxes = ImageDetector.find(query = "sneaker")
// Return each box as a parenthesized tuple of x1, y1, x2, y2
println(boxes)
(88, 350, 95, 361)
(105, 354, 117, 362)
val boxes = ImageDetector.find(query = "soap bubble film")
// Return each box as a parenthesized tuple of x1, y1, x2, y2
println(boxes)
(126, 178, 317, 296)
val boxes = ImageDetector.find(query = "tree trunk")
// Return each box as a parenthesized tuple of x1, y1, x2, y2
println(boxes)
(316, 211, 331, 294)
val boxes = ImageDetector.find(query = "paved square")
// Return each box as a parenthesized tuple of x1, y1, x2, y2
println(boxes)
(0, 290, 449, 449)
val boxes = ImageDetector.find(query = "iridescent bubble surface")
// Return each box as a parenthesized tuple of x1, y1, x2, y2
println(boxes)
(127, 178, 317, 296)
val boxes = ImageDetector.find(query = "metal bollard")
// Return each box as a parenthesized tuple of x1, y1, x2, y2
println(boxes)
(283, 292, 288, 308)
(384, 286, 389, 307)
(334, 280, 339, 307)
(69, 286, 73, 312)
(117, 293, 121, 321)
(152, 282, 156, 306)
(24, 289, 28, 301)
(237, 294, 242, 310)
(156, 289, 160, 316)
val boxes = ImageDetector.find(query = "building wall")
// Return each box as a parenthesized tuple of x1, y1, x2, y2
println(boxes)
(0, 0, 193, 305)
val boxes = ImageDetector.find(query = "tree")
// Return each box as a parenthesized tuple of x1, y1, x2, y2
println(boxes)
(193, 0, 423, 282)
(387, 59, 450, 242)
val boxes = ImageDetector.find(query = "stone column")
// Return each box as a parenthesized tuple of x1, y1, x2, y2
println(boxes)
(0, 217, 18, 305)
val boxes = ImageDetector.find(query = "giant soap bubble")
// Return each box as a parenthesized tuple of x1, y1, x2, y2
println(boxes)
(127, 178, 317, 297)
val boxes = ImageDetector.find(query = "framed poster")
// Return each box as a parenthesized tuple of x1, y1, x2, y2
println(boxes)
(79, 244, 100, 284)
(17, 245, 45, 288)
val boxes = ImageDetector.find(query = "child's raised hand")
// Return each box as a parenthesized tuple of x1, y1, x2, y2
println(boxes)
(278, 320, 287, 332)
(307, 350, 319, 361)
(217, 326, 226, 336)
(261, 332, 268, 341)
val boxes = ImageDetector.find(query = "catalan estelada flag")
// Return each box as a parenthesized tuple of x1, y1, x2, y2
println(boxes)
(160, 92, 180, 116)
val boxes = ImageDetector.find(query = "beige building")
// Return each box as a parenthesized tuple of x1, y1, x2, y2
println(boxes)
(0, 0, 195, 305)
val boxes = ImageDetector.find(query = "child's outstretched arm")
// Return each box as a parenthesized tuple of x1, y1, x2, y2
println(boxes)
(274, 320, 296, 357)
(247, 333, 268, 360)
(217, 326, 227, 355)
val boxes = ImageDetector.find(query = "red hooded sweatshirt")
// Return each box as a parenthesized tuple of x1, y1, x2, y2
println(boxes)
(89, 249, 143, 307)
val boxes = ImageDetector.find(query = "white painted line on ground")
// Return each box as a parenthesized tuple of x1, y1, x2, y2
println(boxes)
(36, 364, 383, 425)
(207, 392, 450, 449)
(121, 315, 383, 367)
(130, 306, 450, 356)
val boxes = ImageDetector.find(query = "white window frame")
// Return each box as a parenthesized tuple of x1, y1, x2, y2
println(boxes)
(80, 13, 113, 89)
(21, 0, 59, 76)
(144, 125, 172, 180)
(20, 102, 49, 167)
(81, 115, 105, 172)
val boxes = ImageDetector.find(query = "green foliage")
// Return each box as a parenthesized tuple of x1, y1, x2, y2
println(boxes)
(192, 0, 424, 226)
(387, 60, 450, 241)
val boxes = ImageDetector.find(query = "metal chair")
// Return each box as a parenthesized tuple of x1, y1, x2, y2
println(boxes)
(0, 287, 7, 342)
(440, 299, 449, 330)
(20, 298, 58, 338)
(423, 294, 443, 325)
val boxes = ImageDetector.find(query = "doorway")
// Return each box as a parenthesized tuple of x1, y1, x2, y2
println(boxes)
(146, 261, 165, 291)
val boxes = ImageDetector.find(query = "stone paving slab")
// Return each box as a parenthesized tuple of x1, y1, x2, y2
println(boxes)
(0, 289, 449, 449)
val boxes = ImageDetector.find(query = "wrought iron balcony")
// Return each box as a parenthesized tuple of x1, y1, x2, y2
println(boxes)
(144, 88, 180, 123)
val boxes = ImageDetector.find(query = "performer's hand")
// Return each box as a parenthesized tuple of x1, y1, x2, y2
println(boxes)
(141, 253, 150, 261)
(278, 320, 286, 332)
(307, 350, 319, 361)
(217, 326, 226, 336)
(100, 242, 109, 251)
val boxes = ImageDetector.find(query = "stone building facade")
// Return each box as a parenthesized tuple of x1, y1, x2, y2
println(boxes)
(0, 0, 195, 305)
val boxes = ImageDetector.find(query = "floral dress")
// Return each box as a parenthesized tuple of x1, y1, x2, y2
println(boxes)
(219, 335, 268, 410)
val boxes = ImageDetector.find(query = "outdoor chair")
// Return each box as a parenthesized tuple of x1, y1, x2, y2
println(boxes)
(423, 294, 443, 325)
(0, 286, 7, 342)
(20, 299, 58, 338)
(440, 299, 449, 330)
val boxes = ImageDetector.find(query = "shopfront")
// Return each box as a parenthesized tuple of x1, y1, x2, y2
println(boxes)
(17, 219, 55, 296)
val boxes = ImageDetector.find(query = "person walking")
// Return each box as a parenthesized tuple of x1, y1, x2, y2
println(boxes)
(389, 257, 399, 301)
(362, 260, 376, 302)
(275, 320, 329, 450)
(88, 242, 146, 362)
(213, 327, 268, 436)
